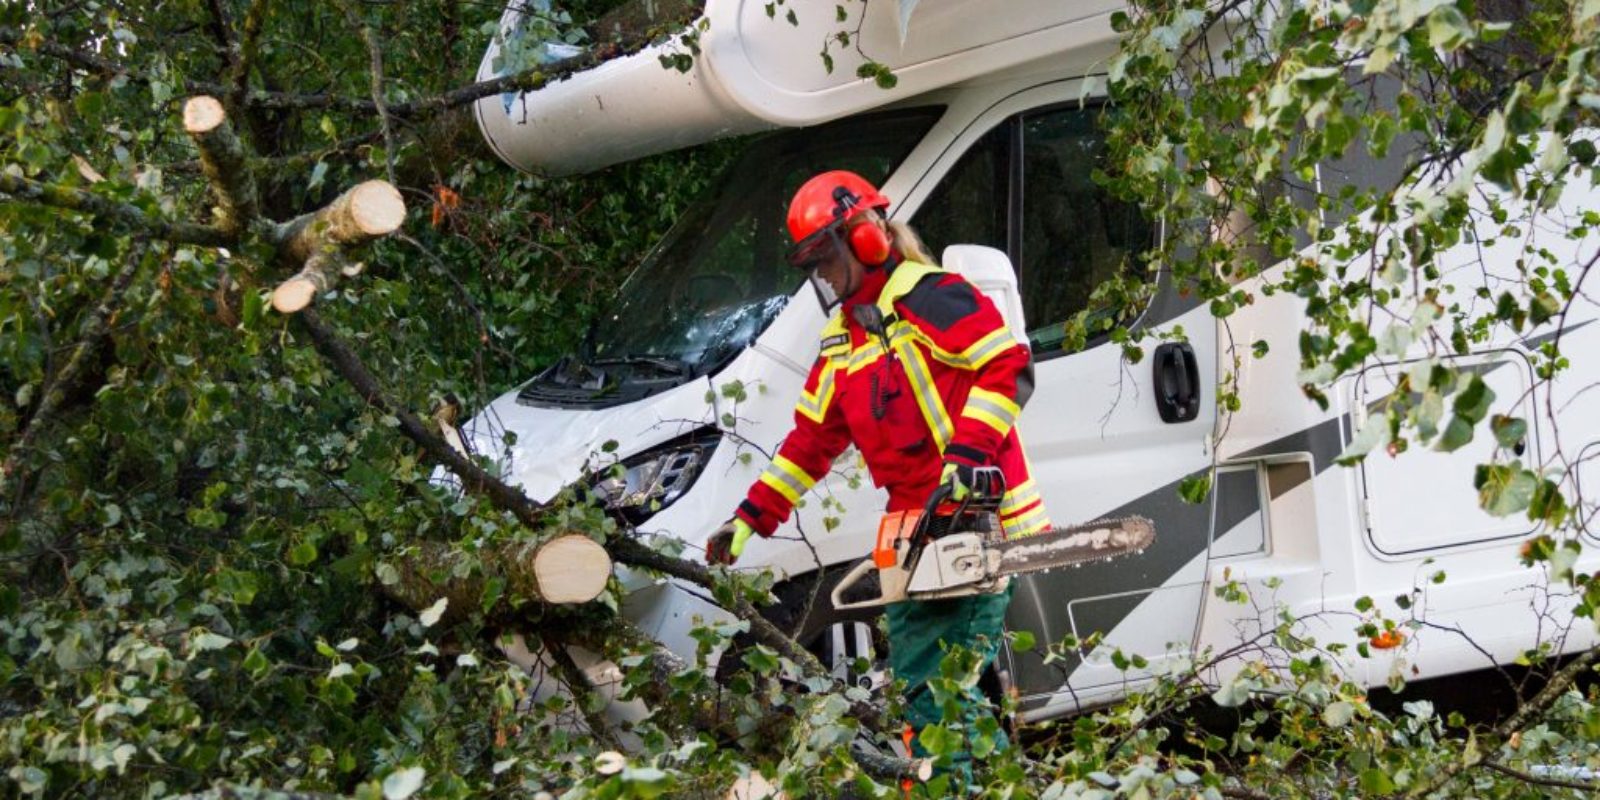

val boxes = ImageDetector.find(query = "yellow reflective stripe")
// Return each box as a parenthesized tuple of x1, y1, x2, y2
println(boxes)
(1004, 511, 1053, 538)
(894, 338, 953, 450)
(961, 388, 1020, 436)
(796, 363, 837, 423)
(962, 404, 1009, 436)
(874, 261, 945, 318)
(959, 328, 1020, 369)
(971, 387, 1020, 419)
(1000, 480, 1039, 516)
(1002, 504, 1050, 538)
(908, 325, 1020, 371)
(759, 455, 814, 504)
(847, 342, 888, 375)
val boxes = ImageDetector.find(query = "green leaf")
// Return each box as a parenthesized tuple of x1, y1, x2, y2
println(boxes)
(1426, 5, 1474, 51)
(1453, 374, 1494, 424)
(1359, 767, 1396, 794)
(1489, 415, 1527, 449)
(1435, 416, 1474, 452)
(1323, 700, 1356, 727)
(742, 645, 780, 674)
(288, 539, 318, 566)
(1178, 473, 1212, 504)
(1474, 464, 1538, 516)
(919, 724, 959, 755)
(1338, 414, 1393, 465)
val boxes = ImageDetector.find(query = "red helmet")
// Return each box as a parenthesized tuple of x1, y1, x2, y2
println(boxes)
(786, 171, 892, 270)
(787, 170, 890, 242)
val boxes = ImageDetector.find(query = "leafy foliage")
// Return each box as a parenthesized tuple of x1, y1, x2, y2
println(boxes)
(4, 0, 1600, 798)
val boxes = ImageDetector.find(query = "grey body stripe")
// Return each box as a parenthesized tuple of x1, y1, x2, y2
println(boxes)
(1006, 414, 1350, 712)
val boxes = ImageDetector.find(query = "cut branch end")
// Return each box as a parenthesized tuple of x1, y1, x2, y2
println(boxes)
(182, 95, 228, 134)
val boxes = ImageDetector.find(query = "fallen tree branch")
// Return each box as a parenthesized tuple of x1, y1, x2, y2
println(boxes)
(0, 171, 231, 248)
(2, 0, 692, 122)
(1483, 759, 1599, 793)
(545, 641, 624, 752)
(293, 307, 896, 737)
(1, 248, 145, 502)
(344, 5, 398, 186)
(229, 0, 269, 112)
(1407, 645, 1600, 797)
(182, 95, 259, 236)
(382, 534, 612, 617)
(267, 180, 405, 312)
(296, 309, 545, 526)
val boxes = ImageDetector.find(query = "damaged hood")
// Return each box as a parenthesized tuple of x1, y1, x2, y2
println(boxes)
(456, 375, 717, 503)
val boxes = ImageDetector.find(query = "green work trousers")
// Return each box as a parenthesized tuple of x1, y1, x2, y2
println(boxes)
(885, 584, 1013, 785)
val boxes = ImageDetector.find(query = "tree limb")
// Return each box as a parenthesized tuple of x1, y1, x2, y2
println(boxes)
(344, 5, 398, 186)
(293, 307, 889, 735)
(0, 248, 144, 503)
(229, 0, 270, 112)
(544, 641, 625, 752)
(1406, 645, 1600, 797)
(183, 95, 260, 237)
(0, 171, 232, 248)
(267, 180, 405, 312)
(1483, 760, 1599, 793)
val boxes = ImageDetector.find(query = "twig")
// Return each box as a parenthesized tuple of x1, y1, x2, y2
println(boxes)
(1406, 645, 1600, 797)
(229, 0, 270, 112)
(344, 4, 398, 186)
(1483, 759, 1599, 793)
(545, 642, 623, 751)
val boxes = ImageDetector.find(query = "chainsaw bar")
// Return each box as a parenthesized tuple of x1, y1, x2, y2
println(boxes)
(992, 515, 1155, 576)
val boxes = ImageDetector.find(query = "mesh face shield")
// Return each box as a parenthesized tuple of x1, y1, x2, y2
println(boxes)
(788, 223, 853, 312)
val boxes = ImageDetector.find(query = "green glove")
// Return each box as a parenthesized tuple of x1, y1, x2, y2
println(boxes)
(707, 518, 755, 565)
(941, 461, 971, 502)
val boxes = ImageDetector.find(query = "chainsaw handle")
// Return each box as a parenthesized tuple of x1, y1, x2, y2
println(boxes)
(923, 482, 955, 518)
(830, 558, 885, 612)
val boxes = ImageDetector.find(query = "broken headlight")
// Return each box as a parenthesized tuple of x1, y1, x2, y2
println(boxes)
(591, 428, 720, 524)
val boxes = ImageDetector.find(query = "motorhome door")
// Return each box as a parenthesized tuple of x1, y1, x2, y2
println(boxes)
(903, 83, 1219, 711)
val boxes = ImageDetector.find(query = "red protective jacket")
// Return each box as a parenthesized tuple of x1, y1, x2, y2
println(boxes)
(736, 260, 1051, 540)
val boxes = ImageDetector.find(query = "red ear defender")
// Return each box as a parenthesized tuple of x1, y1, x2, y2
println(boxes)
(847, 218, 892, 266)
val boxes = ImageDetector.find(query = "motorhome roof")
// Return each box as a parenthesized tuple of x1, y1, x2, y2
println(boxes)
(474, 0, 1125, 176)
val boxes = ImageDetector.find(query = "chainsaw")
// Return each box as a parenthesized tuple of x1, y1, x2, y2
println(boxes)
(831, 470, 1155, 611)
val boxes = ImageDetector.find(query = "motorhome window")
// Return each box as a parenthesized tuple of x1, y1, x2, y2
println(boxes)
(574, 107, 941, 388)
(912, 122, 1012, 263)
(1017, 105, 1156, 356)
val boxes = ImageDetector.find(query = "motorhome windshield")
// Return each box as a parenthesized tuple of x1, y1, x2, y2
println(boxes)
(583, 108, 942, 377)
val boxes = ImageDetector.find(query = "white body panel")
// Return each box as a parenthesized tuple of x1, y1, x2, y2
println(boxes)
(467, 3, 1600, 725)
(474, 0, 1123, 174)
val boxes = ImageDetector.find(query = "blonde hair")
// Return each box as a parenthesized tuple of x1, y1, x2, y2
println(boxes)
(887, 219, 938, 266)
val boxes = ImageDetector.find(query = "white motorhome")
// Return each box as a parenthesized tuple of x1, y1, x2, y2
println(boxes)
(459, 0, 1600, 721)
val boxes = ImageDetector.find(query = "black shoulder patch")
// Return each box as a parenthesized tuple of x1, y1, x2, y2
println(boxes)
(820, 333, 850, 352)
(899, 275, 978, 331)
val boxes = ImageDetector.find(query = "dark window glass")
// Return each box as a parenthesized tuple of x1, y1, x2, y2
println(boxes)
(912, 122, 1011, 263)
(585, 107, 943, 377)
(1018, 106, 1155, 354)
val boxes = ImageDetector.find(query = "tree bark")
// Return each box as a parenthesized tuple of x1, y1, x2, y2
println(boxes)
(269, 180, 405, 312)
(383, 534, 612, 621)
(183, 95, 259, 237)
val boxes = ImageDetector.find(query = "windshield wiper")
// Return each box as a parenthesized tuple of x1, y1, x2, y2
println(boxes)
(590, 354, 690, 377)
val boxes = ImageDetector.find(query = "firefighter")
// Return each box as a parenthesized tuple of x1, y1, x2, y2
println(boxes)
(705, 170, 1050, 783)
